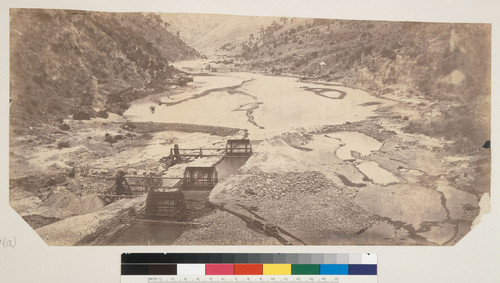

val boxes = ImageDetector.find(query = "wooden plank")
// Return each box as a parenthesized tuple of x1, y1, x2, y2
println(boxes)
(210, 202, 306, 245)
(180, 154, 224, 157)
(177, 148, 226, 151)
(135, 219, 199, 226)
(125, 176, 183, 179)
(96, 194, 135, 198)
(128, 184, 178, 189)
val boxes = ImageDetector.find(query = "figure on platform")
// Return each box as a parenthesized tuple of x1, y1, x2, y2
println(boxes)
(173, 144, 182, 162)
(115, 170, 132, 195)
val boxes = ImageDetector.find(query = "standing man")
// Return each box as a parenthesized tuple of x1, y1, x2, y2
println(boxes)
(173, 144, 182, 162)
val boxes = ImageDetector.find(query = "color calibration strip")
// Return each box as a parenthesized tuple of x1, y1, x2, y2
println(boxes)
(121, 253, 377, 282)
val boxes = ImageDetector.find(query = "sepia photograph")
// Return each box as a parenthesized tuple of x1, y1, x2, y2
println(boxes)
(9, 8, 491, 246)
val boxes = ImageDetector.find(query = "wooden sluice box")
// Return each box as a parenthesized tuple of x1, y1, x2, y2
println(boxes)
(181, 166, 218, 190)
(144, 139, 251, 217)
(145, 189, 186, 219)
(144, 166, 218, 218)
(226, 139, 252, 157)
(169, 139, 253, 159)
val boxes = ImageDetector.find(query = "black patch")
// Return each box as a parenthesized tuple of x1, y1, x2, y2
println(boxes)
(482, 140, 490, 149)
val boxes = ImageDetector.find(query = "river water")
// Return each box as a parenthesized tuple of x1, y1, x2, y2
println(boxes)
(124, 61, 387, 140)
(124, 61, 394, 182)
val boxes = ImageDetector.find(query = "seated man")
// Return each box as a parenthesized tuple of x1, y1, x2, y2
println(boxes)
(115, 170, 132, 195)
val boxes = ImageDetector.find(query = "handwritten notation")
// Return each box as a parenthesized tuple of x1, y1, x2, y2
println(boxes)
(0, 236, 17, 249)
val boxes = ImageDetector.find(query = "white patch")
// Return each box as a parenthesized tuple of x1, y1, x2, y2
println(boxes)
(356, 161, 399, 185)
(472, 193, 491, 228)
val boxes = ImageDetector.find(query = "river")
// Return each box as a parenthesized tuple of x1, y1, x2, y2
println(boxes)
(124, 60, 388, 140)
(124, 60, 397, 189)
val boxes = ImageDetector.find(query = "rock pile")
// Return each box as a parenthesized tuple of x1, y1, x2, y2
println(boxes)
(237, 170, 345, 200)
(173, 211, 281, 245)
(211, 169, 373, 239)
(44, 191, 106, 215)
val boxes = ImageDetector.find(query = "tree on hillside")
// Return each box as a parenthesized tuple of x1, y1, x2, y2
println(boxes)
(249, 33, 254, 44)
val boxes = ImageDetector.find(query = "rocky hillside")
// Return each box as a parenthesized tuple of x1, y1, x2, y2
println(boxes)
(10, 9, 200, 130)
(162, 13, 275, 56)
(234, 19, 491, 152)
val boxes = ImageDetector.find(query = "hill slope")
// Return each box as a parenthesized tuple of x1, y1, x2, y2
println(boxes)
(10, 9, 200, 129)
(162, 13, 276, 56)
(235, 19, 491, 152)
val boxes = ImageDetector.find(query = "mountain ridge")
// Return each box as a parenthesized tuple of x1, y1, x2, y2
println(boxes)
(10, 9, 200, 130)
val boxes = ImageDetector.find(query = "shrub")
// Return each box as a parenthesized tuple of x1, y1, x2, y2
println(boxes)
(73, 111, 91, 120)
(114, 134, 124, 141)
(96, 110, 109, 119)
(47, 98, 63, 113)
(381, 48, 397, 60)
(104, 133, 114, 144)
(57, 141, 70, 149)
(122, 122, 137, 131)
(58, 123, 70, 131)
